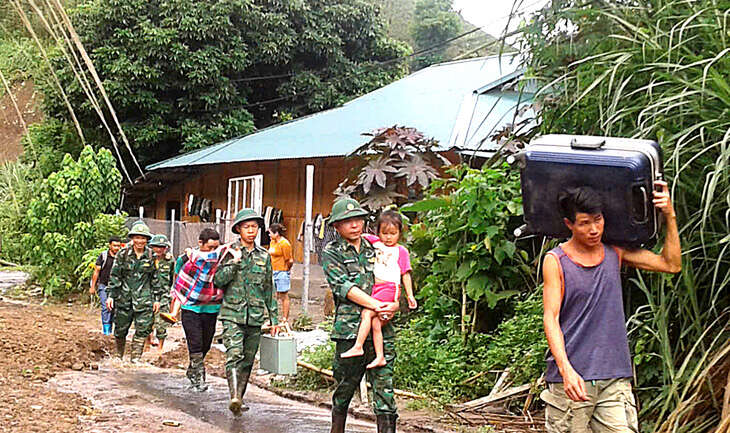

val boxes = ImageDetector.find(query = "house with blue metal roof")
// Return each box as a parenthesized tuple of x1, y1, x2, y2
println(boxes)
(128, 55, 533, 260)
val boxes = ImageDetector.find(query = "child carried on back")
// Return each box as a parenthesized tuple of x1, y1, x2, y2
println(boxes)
(341, 210, 417, 369)
(160, 242, 240, 324)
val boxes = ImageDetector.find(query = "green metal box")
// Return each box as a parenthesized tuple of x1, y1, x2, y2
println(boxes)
(259, 334, 297, 375)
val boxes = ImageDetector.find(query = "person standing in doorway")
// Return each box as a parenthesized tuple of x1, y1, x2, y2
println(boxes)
(321, 198, 400, 433)
(268, 223, 294, 324)
(106, 222, 162, 362)
(215, 209, 279, 416)
(541, 183, 681, 432)
(90, 236, 122, 335)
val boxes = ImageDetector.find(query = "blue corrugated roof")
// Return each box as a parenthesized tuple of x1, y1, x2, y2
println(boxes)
(147, 55, 524, 170)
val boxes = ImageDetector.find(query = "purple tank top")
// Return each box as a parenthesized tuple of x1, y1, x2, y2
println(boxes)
(545, 244, 633, 382)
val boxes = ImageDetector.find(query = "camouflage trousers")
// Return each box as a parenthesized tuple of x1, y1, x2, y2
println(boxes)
(221, 321, 262, 377)
(332, 338, 397, 415)
(114, 307, 154, 341)
(152, 303, 171, 340)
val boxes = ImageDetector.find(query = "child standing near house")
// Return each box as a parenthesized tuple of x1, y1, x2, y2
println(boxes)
(340, 210, 417, 369)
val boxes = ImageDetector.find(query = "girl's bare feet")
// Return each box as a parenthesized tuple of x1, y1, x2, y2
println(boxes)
(340, 346, 365, 358)
(366, 356, 386, 369)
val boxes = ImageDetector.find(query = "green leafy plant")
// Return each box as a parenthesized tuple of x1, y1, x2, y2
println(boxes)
(335, 126, 449, 210)
(405, 164, 535, 337)
(24, 145, 126, 295)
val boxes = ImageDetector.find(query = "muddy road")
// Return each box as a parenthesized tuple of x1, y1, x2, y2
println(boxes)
(0, 291, 375, 433)
(52, 363, 373, 433)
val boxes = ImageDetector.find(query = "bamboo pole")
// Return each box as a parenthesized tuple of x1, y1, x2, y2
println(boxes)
(9, 0, 85, 143)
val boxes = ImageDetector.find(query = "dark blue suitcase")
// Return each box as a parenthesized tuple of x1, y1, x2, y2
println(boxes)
(511, 134, 663, 247)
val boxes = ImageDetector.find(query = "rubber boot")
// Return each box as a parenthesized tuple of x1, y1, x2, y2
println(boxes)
(115, 337, 126, 359)
(187, 353, 207, 391)
(236, 370, 251, 412)
(129, 338, 145, 363)
(330, 407, 347, 433)
(102, 324, 112, 335)
(376, 414, 398, 433)
(227, 369, 242, 416)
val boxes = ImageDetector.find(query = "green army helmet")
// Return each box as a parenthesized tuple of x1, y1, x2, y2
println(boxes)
(128, 221, 153, 239)
(328, 197, 369, 226)
(231, 208, 265, 234)
(149, 234, 169, 248)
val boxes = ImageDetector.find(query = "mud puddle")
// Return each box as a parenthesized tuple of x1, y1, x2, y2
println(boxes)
(51, 361, 374, 433)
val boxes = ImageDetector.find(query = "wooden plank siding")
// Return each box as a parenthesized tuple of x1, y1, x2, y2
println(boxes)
(153, 156, 356, 262)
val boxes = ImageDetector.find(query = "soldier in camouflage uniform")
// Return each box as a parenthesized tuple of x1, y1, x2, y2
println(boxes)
(106, 222, 162, 363)
(149, 234, 174, 353)
(214, 209, 280, 416)
(321, 198, 401, 433)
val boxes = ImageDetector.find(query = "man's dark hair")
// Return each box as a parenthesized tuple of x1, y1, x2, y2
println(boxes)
(376, 210, 404, 234)
(558, 187, 603, 222)
(109, 236, 122, 243)
(269, 223, 286, 235)
(199, 228, 220, 244)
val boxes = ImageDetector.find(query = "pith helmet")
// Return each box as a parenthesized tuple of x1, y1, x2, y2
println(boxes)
(149, 234, 169, 247)
(128, 221, 153, 239)
(328, 198, 369, 226)
(231, 208, 265, 234)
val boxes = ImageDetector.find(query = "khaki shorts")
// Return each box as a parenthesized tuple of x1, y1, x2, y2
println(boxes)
(540, 378, 638, 433)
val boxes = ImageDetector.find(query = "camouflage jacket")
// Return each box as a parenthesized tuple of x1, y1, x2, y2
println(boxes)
(321, 236, 394, 341)
(155, 253, 175, 304)
(107, 245, 162, 311)
(214, 243, 278, 327)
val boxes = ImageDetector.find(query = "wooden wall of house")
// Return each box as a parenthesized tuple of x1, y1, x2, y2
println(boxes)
(153, 157, 355, 262)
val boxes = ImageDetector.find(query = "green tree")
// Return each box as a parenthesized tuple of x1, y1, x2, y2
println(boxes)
(410, 0, 461, 68)
(42, 0, 410, 165)
(25, 145, 126, 294)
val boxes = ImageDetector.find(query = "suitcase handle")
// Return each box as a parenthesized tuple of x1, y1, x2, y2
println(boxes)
(631, 185, 650, 224)
(570, 138, 605, 150)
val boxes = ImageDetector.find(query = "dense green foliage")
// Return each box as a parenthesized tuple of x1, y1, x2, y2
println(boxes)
(0, 161, 39, 262)
(395, 293, 546, 401)
(518, 1, 730, 430)
(41, 0, 410, 165)
(405, 164, 536, 335)
(23, 146, 127, 294)
(409, 0, 461, 68)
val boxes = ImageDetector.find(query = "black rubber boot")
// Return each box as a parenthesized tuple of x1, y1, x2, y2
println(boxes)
(227, 369, 242, 416)
(114, 337, 126, 359)
(376, 414, 398, 433)
(330, 407, 347, 433)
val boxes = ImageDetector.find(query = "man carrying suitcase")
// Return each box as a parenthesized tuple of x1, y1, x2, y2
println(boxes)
(541, 181, 681, 432)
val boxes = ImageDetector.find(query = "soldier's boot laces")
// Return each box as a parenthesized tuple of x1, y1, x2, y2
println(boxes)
(114, 337, 126, 359)
(237, 370, 251, 412)
(129, 338, 145, 363)
(330, 407, 347, 433)
(376, 414, 397, 433)
(227, 368, 243, 417)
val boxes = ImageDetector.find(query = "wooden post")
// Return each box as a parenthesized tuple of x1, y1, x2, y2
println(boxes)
(170, 209, 176, 256)
(302, 165, 314, 315)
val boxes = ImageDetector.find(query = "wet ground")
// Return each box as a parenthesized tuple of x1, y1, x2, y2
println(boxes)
(51, 361, 374, 433)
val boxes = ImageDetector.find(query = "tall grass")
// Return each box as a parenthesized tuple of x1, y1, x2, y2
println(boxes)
(0, 160, 38, 263)
(515, 1, 730, 431)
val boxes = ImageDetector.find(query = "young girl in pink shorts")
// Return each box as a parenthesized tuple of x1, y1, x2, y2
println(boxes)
(341, 210, 417, 369)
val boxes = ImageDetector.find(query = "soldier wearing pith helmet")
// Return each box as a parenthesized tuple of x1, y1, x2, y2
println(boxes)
(106, 221, 163, 362)
(214, 208, 279, 416)
(321, 198, 400, 433)
(148, 234, 174, 352)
